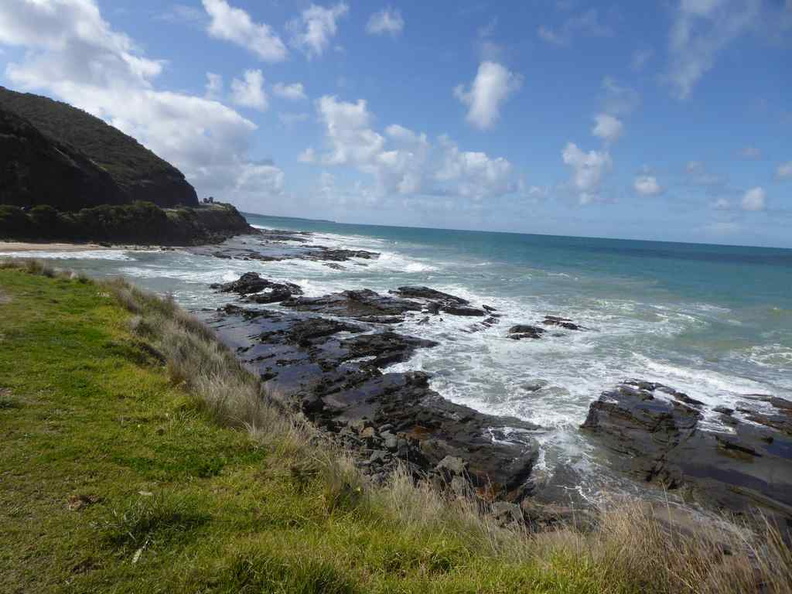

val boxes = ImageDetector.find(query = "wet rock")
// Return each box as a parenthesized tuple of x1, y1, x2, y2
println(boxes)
(191, 234, 378, 264)
(542, 316, 583, 331)
(466, 316, 501, 333)
(211, 272, 303, 304)
(283, 289, 423, 322)
(208, 305, 541, 503)
(508, 325, 546, 340)
(391, 286, 487, 317)
(582, 380, 792, 526)
(523, 380, 550, 393)
(258, 229, 311, 243)
(305, 248, 379, 262)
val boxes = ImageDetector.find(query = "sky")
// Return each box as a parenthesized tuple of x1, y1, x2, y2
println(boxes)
(0, 1, 790, 247)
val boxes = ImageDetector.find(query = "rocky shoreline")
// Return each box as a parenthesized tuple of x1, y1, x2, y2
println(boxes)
(202, 229, 791, 535)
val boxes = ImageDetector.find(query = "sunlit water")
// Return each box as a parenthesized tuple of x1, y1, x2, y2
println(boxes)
(5, 214, 791, 487)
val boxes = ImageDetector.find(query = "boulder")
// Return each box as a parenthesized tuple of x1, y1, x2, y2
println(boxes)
(211, 272, 303, 302)
(508, 325, 546, 340)
(542, 316, 582, 331)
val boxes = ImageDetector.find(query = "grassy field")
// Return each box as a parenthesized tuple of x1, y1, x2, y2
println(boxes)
(0, 263, 789, 593)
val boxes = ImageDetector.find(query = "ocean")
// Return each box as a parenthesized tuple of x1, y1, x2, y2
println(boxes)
(5, 214, 791, 486)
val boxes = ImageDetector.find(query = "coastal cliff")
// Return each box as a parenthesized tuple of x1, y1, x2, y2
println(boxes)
(0, 87, 256, 245)
(0, 86, 197, 209)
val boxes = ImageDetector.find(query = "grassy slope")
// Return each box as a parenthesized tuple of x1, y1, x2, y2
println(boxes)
(0, 269, 601, 593)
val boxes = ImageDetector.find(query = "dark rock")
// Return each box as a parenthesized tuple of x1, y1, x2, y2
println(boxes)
(582, 380, 792, 526)
(542, 316, 583, 331)
(211, 272, 303, 301)
(391, 286, 487, 317)
(491, 501, 523, 526)
(208, 305, 541, 503)
(306, 248, 379, 262)
(523, 380, 550, 393)
(508, 325, 546, 340)
(282, 289, 423, 323)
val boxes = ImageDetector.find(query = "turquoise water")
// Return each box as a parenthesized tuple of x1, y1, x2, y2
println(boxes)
(4, 214, 790, 480)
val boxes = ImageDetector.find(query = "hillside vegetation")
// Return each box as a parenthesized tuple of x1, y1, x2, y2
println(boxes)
(0, 87, 197, 209)
(0, 202, 253, 246)
(0, 262, 789, 593)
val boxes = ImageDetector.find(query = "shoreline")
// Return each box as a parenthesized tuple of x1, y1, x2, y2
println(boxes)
(0, 241, 112, 252)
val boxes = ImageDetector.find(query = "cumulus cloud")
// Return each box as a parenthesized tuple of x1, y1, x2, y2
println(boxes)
(537, 9, 612, 46)
(230, 69, 268, 110)
(454, 61, 522, 131)
(289, 2, 348, 58)
(741, 186, 766, 211)
(776, 161, 792, 179)
(592, 113, 623, 144)
(665, 0, 761, 100)
(0, 0, 284, 209)
(561, 142, 612, 204)
(366, 7, 404, 36)
(308, 95, 518, 199)
(634, 175, 663, 196)
(202, 0, 287, 62)
(273, 82, 307, 101)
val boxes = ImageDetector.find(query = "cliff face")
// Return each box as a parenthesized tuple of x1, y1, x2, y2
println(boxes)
(0, 87, 198, 209)
(0, 109, 127, 210)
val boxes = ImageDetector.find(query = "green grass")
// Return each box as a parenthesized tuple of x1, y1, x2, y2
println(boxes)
(0, 267, 587, 593)
(1, 265, 788, 593)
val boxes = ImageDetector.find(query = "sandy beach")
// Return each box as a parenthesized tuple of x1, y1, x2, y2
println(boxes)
(0, 242, 110, 253)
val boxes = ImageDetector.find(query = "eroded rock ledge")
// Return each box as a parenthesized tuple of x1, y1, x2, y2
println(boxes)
(582, 380, 792, 528)
(206, 274, 544, 505)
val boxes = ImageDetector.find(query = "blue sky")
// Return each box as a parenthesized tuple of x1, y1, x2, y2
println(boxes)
(0, 0, 790, 247)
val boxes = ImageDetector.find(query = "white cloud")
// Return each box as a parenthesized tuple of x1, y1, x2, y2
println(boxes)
(712, 197, 731, 209)
(230, 69, 268, 111)
(366, 7, 404, 36)
(600, 77, 640, 116)
(776, 161, 792, 179)
(561, 142, 612, 204)
(685, 160, 723, 186)
(666, 0, 761, 99)
(289, 2, 349, 58)
(309, 95, 518, 199)
(537, 9, 612, 46)
(634, 175, 663, 196)
(739, 146, 761, 159)
(279, 112, 310, 126)
(205, 72, 223, 99)
(273, 82, 307, 101)
(0, 0, 284, 210)
(741, 186, 766, 211)
(202, 0, 287, 62)
(298, 147, 317, 162)
(454, 61, 522, 131)
(631, 48, 653, 71)
(592, 113, 623, 144)
(159, 4, 208, 27)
